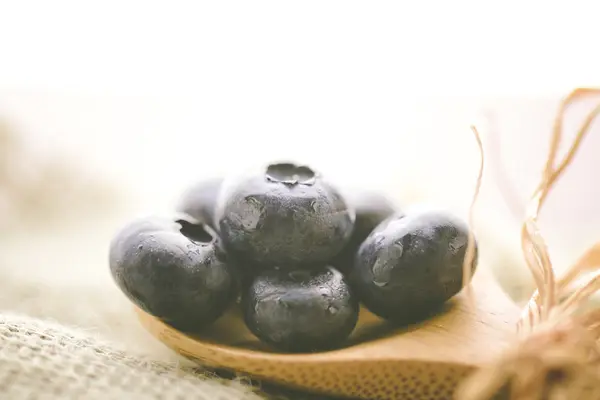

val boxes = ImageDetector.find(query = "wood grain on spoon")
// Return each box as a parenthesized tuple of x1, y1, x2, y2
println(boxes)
(135, 267, 519, 400)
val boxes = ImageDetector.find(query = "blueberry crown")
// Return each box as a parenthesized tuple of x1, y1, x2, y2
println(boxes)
(265, 162, 317, 186)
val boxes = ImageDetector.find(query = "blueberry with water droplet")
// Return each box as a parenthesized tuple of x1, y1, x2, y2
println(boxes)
(176, 177, 223, 231)
(109, 215, 237, 332)
(352, 209, 478, 322)
(242, 267, 359, 352)
(331, 190, 398, 272)
(216, 162, 355, 268)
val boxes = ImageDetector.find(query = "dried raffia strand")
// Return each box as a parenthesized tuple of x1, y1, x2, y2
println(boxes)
(558, 242, 600, 296)
(519, 91, 600, 333)
(518, 90, 600, 331)
(461, 125, 485, 308)
(457, 319, 600, 400)
(520, 214, 555, 328)
(552, 270, 600, 318)
(479, 88, 600, 230)
(455, 88, 600, 400)
(541, 88, 600, 191)
(515, 109, 600, 333)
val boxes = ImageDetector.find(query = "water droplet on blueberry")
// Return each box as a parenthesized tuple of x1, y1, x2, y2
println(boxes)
(109, 215, 238, 333)
(242, 267, 359, 352)
(352, 209, 478, 323)
(216, 162, 356, 268)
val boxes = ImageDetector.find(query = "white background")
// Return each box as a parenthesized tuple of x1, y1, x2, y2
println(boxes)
(1, 1, 600, 276)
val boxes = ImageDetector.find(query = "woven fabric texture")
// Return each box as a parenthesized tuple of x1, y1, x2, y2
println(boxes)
(0, 313, 264, 400)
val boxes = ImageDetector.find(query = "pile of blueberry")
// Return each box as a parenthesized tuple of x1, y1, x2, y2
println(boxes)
(109, 162, 478, 353)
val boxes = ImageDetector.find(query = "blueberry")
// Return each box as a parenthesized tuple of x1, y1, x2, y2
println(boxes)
(215, 162, 355, 267)
(109, 215, 237, 332)
(352, 209, 478, 322)
(331, 190, 398, 272)
(243, 267, 359, 352)
(176, 177, 223, 231)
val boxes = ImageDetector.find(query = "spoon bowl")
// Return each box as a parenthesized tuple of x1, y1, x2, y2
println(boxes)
(135, 268, 519, 400)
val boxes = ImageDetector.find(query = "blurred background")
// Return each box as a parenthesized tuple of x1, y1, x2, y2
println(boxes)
(0, 1, 599, 355)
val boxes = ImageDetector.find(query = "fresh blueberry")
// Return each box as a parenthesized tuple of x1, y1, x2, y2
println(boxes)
(109, 215, 237, 332)
(215, 162, 355, 267)
(331, 190, 398, 272)
(243, 267, 359, 352)
(176, 177, 223, 231)
(352, 209, 478, 323)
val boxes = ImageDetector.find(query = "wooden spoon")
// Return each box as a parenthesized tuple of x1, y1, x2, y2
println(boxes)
(135, 266, 519, 400)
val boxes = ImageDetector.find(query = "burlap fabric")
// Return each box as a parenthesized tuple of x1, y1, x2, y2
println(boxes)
(0, 313, 263, 400)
